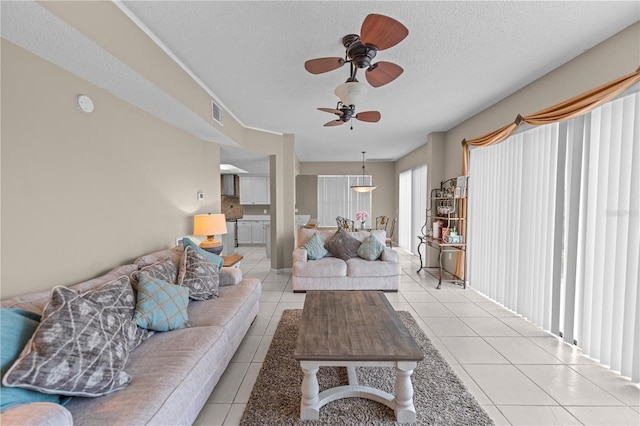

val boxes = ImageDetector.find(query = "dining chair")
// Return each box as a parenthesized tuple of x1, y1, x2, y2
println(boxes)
(375, 215, 389, 231)
(386, 218, 397, 247)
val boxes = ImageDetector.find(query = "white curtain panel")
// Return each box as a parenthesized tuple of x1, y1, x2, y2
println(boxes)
(469, 89, 639, 382)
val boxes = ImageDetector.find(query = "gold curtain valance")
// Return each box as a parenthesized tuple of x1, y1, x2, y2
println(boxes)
(461, 67, 640, 175)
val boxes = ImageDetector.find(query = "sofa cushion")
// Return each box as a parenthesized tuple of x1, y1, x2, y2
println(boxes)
(3, 282, 133, 397)
(0, 309, 68, 411)
(182, 238, 224, 269)
(293, 256, 348, 278)
(357, 235, 386, 260)
(178, 246, 220, 300)
(303, 232, 328, 260)
(1, 402, 73, 426)
(64, 325, 228, 425)
(326, 227, 362, 261)
(346, 256, 402, 277)
(133, 275, 190, 331)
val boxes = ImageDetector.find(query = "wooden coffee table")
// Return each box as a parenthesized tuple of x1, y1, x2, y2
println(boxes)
(293, 291, 424, 423)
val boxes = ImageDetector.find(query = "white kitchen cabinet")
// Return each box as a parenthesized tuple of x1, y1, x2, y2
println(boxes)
(237, 221, 252, 244)
(237, 219, 269, 244)
(239, 176, 270, 205)
(251, 221, 264, 244)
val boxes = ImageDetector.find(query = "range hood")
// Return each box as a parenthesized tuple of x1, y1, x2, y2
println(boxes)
(222, 174, 236, 196)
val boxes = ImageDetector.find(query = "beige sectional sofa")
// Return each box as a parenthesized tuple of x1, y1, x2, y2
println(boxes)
(0, 245, 261, 425)
(292, 228, 401, 292)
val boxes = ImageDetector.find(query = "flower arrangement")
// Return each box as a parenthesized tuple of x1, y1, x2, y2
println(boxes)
(355, 211, 369, 230)
(355, 211, 369, 222)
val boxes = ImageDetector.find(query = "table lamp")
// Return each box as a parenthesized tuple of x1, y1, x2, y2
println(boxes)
(193, 213, 227, 255)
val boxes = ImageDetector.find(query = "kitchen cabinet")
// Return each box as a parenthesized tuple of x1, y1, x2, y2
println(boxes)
(237, 221, 252, 244)
(237, 217, 270, 244)
(239, 176, 270, 205)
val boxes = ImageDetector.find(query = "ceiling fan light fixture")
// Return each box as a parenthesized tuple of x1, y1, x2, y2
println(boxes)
(334, 81, 368, 106)
(350, 151, 376, 192)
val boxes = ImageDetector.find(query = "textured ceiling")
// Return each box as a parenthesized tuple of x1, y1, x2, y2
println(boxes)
(120, 1, 638, 165)
(2, 1, 638, 171)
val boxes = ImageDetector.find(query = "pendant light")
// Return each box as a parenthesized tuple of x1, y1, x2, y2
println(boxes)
(351, 151, 376, 192)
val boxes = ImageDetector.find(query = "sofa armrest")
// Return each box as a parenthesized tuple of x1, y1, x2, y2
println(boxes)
(292, 248, 308, 273)
(1, 402, 73, 426)
(219, 266, 242, 286)
(380, 248, 398, 263)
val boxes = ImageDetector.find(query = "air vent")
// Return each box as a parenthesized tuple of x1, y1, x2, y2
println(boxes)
(211, 100, 223, 125)
(367, 158, 393, 162)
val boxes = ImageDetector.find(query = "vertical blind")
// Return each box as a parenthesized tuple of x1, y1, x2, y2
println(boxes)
(398, 165, 427, 254)
(562, 91, 639, 382)
(398, 170, 412, 250)
(317, 175, 372, 226)
(468, 89, 639, 382)
(468, 124, 560, 330)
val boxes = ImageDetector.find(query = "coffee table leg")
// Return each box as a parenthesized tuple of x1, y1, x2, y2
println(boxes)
(299, 361, 320, 420)
(394, 361, 417, 423)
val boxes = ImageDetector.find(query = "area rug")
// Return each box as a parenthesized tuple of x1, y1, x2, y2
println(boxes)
(240, 310, 494, 425)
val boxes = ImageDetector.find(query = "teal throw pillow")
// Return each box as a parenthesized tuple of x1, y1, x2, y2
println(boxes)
(303, 233, 328, 260)
(357, 235, 386, 261)
(134, 274, 190, 331)
(182, 238, 223, 269)
(0, 309, 69, 411)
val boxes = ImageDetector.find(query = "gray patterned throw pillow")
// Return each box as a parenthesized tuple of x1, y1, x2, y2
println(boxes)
(2, 282, 133, 397)
(177, 246, 219, 300)
(326, 227, 362, 260)
(138, 258, 178, 284)
(81, 275, 153, 351)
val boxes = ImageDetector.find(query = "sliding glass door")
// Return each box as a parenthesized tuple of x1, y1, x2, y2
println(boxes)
(398, 165, 427, 254)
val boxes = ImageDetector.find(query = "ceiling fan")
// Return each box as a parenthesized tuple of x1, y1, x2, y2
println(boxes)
(304, 14, 409, 88)
(318, 102, 381, 128)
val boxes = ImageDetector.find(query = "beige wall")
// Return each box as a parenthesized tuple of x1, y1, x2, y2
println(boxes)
(1, 40, 221, 298)
(441, 22, 640, 179)
(39, 1, 298, 272)
(298, 161, 396, 225)
(295, 175, 318, 218)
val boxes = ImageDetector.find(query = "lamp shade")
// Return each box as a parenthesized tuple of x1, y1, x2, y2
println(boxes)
(350, 151, 376, 192)
(334, 81, 368, 106)
(193, 213, 227, 236)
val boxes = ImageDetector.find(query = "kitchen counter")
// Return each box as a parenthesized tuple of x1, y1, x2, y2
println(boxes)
(239, 215, 270, 221)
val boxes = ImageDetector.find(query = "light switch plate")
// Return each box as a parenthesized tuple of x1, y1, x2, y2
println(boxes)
(197, 191, 204, 200)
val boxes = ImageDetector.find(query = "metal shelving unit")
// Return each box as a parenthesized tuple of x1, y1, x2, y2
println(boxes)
(417, 177, 467, 289)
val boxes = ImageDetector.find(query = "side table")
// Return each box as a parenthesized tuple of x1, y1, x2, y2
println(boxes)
(221, 254, 243, 268)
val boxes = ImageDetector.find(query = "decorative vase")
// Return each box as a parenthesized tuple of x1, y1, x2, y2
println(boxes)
(360, 221, 366, 230)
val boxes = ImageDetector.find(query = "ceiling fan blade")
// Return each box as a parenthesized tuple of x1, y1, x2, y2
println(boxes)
(317, 107, 343, 116)
(304, 57, 345, 74)
(324, 119, 345, 127)
(366, 61, 403, 88)
(355, 111, 381, 123)
(360, 14, 409, 51)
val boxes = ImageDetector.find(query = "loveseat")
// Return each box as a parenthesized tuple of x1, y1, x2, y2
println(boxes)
(0, 244, 261, 425)
(292, 228, 401, 292)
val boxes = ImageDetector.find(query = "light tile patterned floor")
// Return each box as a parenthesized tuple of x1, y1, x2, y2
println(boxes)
(194, 246, 640, 426)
